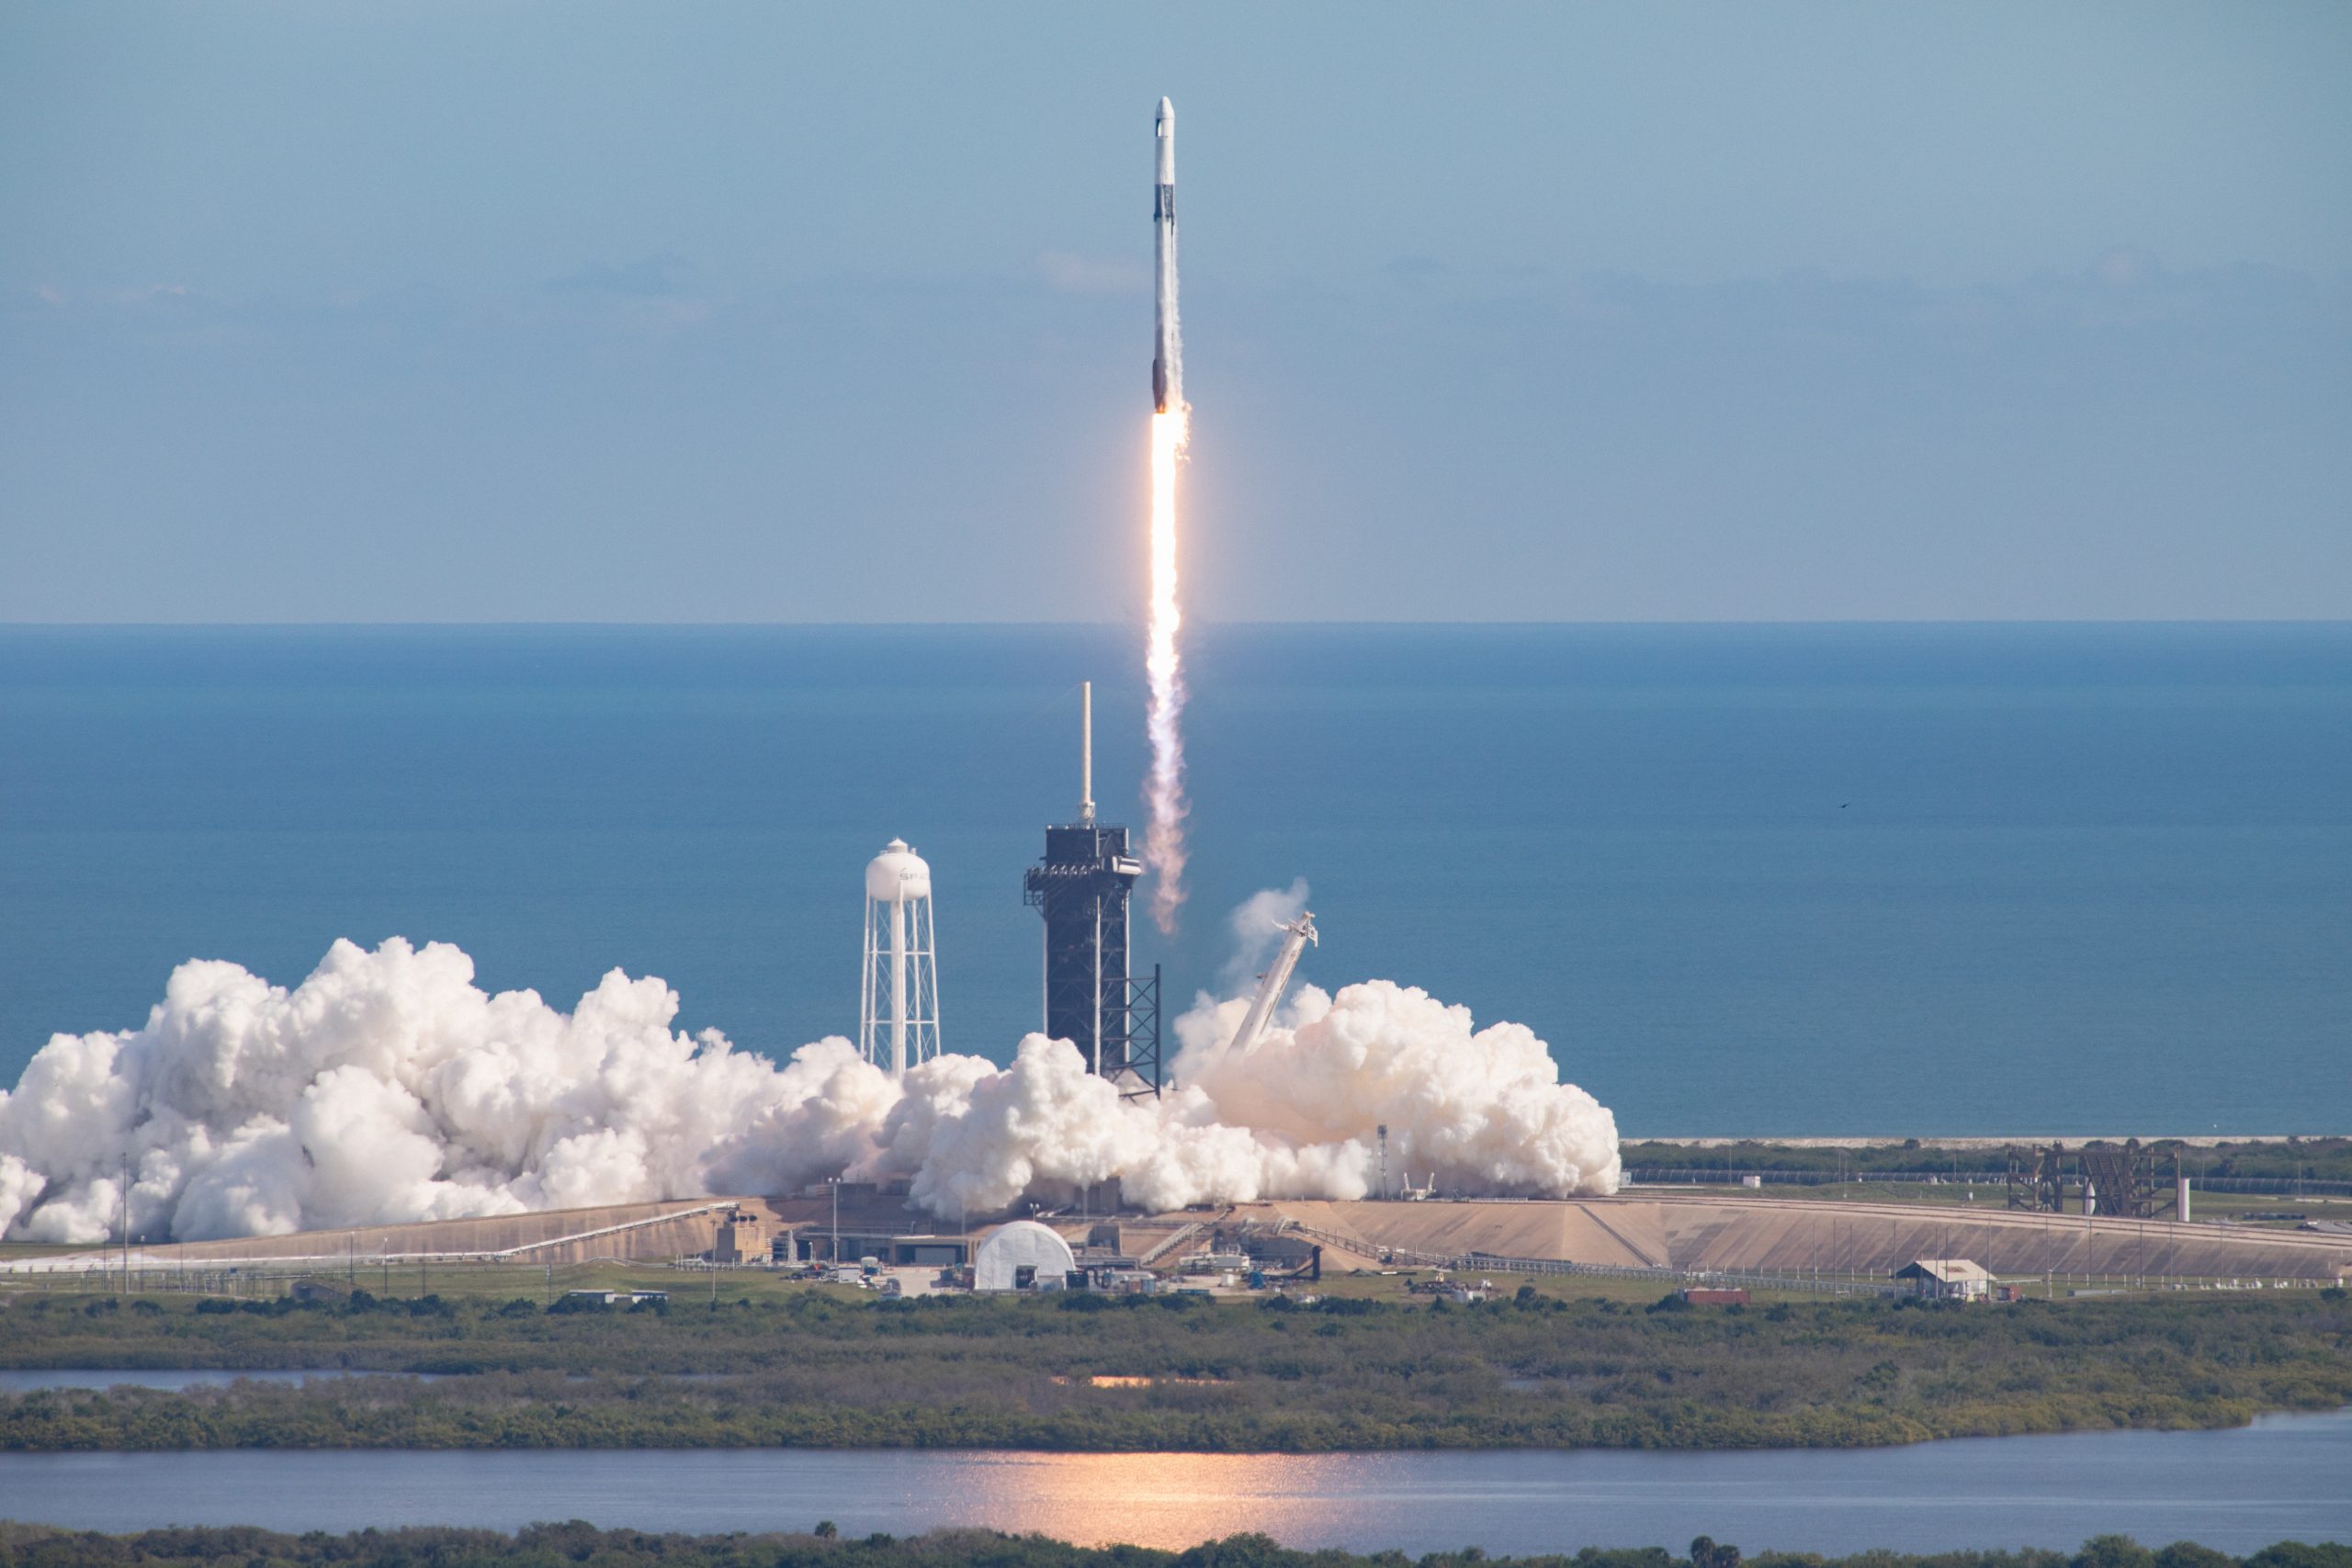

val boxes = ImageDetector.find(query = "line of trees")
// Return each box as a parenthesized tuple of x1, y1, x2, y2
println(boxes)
(0, 1523, 2345, 1568)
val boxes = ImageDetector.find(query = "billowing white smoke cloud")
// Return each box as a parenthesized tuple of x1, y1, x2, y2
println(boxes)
(1220, 876, 1312, 992)
(0, 903, 1618, 1245)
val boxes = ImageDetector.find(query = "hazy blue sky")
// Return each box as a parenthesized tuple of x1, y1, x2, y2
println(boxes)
(3, 2, 2347, 621)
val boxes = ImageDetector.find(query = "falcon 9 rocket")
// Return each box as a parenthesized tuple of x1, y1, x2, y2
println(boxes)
(1151, 96, 1181, 414)
(1142, 96, 1191, 932)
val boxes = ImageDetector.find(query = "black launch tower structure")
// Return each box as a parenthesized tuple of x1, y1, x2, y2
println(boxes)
(1024, 820, 1161, 1100)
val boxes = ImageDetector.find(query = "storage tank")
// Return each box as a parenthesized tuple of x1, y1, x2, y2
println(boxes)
(861, 839, 943, 1078)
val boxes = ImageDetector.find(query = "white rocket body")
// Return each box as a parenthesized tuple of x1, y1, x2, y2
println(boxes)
(1152, 96, 1181, 414)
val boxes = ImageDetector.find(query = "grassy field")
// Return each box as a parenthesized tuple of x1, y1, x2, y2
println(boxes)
(1622, 1137, 2352, 1186)
(3, 1245, 2320, 1319)
(1633, 1179, 2015, 1210)
(1630, 1179, 2352, 1226)
(6, 1258, 862, 1306)
(1, 1277, 2346, 1453)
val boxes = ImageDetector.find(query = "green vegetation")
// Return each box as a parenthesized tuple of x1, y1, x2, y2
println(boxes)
(3, 1284, 2347, 1452)
(19, 1260, 880, 1309)
(1615, 1178, 2352, 1226)
(0, 1523, 2345, 1568)
(17, 1259, 1823, 1313)
(1620, 1138, 2352, 1185)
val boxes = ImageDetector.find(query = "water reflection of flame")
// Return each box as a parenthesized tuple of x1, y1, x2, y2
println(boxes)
(940, 1451, 1358, 1549)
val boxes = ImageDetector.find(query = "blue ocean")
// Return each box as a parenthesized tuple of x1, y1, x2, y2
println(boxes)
(1, 623, 2344, 1136)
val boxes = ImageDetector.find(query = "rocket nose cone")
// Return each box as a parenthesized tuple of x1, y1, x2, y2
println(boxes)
(1158, 96, 1173, 123)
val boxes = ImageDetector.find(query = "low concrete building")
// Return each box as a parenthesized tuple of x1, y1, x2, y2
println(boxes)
(1896, 1258, 1994, 1301)
(783, 1229, 970, 1268)
(1074, 1262, 1159, 1294)
(709, 1207, 765, 1264)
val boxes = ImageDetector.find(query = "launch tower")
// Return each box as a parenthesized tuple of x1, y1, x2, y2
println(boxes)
(1023, 683, 1161, 1098)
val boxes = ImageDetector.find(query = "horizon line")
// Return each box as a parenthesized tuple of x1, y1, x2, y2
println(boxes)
(3, 617, 2349, 632)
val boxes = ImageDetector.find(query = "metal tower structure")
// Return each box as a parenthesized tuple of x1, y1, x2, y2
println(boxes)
(860, 838, 942, 1078)
(1226, 910, 1317, 1056)
(2006, 1140, 2170, 1219)
(1023, 682, 1161, 1099)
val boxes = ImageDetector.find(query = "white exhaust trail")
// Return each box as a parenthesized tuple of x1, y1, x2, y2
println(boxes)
(1144, 405, 1190, 933)
(1144, 95, 1190, 933)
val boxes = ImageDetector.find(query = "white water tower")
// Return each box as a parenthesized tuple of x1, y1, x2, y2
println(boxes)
(860, 838, 943, 1078)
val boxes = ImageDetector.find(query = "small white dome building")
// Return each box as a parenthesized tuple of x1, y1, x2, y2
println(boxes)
(973, 1220, 1077, 1292)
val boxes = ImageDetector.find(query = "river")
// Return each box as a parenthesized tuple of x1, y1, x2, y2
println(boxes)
(1, 1409, 2345, 1554)
(0, 1370, 436, 1393)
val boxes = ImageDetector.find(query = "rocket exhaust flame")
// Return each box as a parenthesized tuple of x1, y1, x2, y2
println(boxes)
(1145, 406, 1189, 932)
(1144, 96, 1190, 933)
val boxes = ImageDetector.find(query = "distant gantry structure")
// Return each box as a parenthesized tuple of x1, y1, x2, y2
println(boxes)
(861, 838, 943, 1079)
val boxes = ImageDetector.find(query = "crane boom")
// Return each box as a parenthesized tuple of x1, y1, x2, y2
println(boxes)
(1227, 911, 1317, 1055)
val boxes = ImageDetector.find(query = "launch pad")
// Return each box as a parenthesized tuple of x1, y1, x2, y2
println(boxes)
(24, 1189, 2346, 1290)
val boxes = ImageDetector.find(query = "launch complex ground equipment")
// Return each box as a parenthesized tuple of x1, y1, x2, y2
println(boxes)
(1226, 911, 1317, 1056)
(1025, 682, 1161, 1100)
(2007, 1140, 2172, 1219)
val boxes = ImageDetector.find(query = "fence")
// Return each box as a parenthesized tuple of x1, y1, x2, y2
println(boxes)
(1625, 1168, 1996, 1188)
(1274, 1220, 1892, 1298)
(1625, 1168, 2352, 1199)
(2189, 1176, 2352, 1199)
(1463, 1251, 1894, 1298)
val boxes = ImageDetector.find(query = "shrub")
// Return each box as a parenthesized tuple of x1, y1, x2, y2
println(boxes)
(2154, 1544, 2233, 1568)
(1690, 1537, 1743, 1568)
(2245, 1547, 2352, 1568)
(547, 1293, 611, 1315)
(2074, 1537, 2155, 1568)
